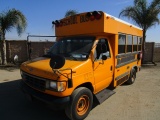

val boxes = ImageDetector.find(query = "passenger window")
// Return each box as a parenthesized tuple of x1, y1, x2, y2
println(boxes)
(127, 35, 132, 52)
(133, 36, 138, 51)
(138, 37, 142, 51)
(118, 34, 126, 54)
(94, 39, 110, 60)
(118, 33, 142, 54)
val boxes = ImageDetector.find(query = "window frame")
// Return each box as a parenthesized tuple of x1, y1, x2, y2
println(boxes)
(118, 33, 126, 54)
(118, 33, 142, 54)
(94, 38, 111, 61)
(127, 35, 133, 53)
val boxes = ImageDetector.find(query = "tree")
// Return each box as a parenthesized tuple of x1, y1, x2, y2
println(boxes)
(65, 10, 78, 17)
(0, 8, 27, 65)
(119, 0, 160, 62)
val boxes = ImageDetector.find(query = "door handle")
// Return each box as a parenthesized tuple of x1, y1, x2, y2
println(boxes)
(110, 66, 112, 71)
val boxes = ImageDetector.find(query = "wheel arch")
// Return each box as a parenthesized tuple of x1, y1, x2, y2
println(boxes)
(132, 65, 138, 72)
(75, 82, 94, 93)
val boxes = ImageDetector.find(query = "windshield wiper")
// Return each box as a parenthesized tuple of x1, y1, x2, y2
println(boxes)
(42, 51, 52, 58)
(43, 54, 51, 58)
(69, 55, 78, 61)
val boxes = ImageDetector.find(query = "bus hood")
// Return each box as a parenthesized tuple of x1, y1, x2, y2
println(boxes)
(20, 57, 89, 80)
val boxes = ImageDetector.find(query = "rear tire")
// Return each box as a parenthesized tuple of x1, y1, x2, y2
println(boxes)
(65, 87, 93, 120)
(126, 68, 136, 85)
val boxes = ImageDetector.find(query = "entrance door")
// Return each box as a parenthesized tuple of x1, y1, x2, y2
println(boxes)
(93, 38, 113, 93)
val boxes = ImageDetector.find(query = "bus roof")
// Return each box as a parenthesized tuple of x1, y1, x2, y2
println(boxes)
(53, 11, 143, 37)
(104, 13, 142, 31)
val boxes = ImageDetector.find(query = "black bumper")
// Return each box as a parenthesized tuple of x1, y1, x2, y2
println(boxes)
(20, 80, 70, 109)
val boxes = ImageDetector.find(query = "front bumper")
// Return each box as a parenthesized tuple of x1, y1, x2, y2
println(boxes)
(20, 80, 70, 109)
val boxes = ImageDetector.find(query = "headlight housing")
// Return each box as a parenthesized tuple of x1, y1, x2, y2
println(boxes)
(47, 81, 67, 92)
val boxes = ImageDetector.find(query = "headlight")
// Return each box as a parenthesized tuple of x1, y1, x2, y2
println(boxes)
(48, 81, 67, 92)
(57, 82, 67, 92)
(50, 81, 57, 90)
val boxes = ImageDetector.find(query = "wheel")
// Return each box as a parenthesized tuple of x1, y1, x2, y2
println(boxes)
(126, 68, 136, 85)
(65, 87, 93, 120)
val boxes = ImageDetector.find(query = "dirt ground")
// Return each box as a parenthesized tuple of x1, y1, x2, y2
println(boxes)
(0, 63, 160, 120)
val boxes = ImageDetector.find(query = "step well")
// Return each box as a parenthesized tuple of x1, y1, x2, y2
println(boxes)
(95, 89, 115, 104)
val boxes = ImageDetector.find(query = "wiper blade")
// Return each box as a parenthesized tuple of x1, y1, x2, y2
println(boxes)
(42, 54, 51, 58)
(69, 55, 78, 61)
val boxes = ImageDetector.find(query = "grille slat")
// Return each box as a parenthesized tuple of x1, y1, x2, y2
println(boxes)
(23, 72, 46, 91)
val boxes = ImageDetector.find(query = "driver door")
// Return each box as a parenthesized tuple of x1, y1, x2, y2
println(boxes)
(93, 38, 113, 93)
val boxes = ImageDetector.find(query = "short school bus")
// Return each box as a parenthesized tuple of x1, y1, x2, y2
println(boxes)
(20, 11, 143, 120)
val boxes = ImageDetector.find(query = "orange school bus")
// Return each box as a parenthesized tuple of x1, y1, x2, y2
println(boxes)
(20, 11, 143, 120)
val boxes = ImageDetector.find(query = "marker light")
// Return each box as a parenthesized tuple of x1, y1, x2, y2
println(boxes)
(106, 16, 110, 19)
(86, 11, 102, 21)
(93, 11, 102, 19)
(86, 12, 95, 21)
(52, 20, 62, 27)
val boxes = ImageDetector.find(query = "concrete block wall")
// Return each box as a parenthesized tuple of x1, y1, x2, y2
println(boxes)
(6, 40, 54, 63)
(6, 40, 28, 63)
(4, 40, 160, 63)
(144, 42, 160, 62)
(154, 47, 160, 62)
(30, 41, 54, 59)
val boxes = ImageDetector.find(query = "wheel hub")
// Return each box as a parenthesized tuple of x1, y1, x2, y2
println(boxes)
(77, 95, 89, 115)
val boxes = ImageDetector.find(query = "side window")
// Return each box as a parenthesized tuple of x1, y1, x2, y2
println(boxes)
(95, 38, 110, 60)
(133, 36, 138, 51)
(127, 35, 132, 52)
(118, 34, 126, 54)
(118, 33, 142, 53)
(138, 37, 142, 51)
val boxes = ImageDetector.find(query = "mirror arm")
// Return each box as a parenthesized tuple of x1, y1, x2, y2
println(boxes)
(99, 59, 104, 64)
(52, 68, 73, 88)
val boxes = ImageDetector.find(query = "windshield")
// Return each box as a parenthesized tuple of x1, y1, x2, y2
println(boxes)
(45, 36, 95, 61)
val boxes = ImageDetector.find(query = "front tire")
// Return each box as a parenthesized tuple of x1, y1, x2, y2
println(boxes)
(65, 87, 93, 120)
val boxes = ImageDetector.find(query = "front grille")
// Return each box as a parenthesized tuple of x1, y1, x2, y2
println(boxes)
(23, 72, 46, 91)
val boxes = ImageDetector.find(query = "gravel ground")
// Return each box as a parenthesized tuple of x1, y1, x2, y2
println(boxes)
(0, 63, 160, 120)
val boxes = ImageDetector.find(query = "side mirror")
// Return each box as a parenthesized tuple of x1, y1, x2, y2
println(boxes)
(102, 55, 107, 60)
(98, 55, 107, 65)
(49, 54, 65, 69)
